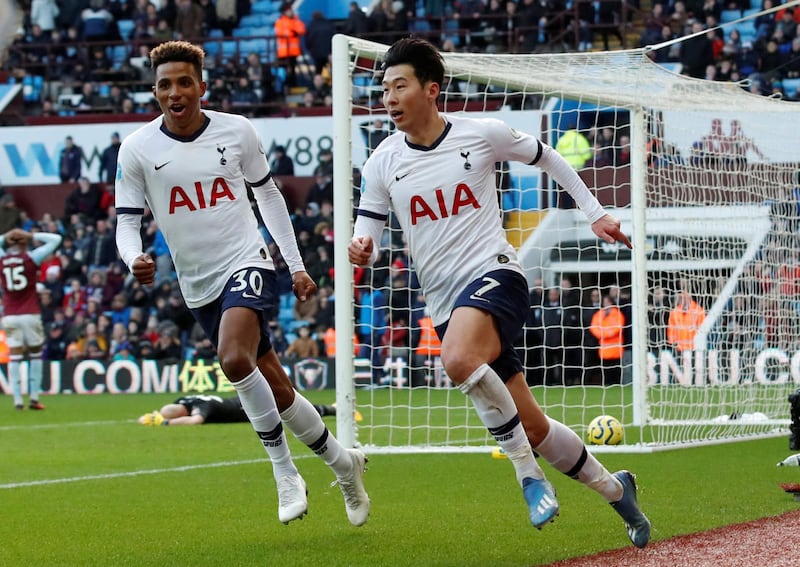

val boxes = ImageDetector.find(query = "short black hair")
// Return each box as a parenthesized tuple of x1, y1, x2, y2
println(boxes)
(382, 37, 445, 91)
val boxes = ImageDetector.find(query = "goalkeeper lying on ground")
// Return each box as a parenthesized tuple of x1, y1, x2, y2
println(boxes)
(138, 394, 350, 426)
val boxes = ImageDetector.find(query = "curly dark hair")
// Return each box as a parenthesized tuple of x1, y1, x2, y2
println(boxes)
(149, 40, 205, 81)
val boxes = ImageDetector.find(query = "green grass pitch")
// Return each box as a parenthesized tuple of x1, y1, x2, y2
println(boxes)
(2, 392, 798, 566)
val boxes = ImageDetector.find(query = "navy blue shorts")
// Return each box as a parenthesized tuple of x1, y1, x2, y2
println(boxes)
(190, 267, 277, 359)
(434, 269, 528, 382)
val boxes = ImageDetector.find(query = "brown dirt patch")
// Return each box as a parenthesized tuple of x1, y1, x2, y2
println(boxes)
(543, 509, 800, 567)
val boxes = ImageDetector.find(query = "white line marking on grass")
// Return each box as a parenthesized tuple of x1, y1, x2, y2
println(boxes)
(0, 453, 317, 490)
(0, 458, 271, 489)
(0, 419, 132, 431)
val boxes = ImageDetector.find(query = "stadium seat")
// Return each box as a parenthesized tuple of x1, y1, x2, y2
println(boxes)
(240, 38, 270, 60)
(245, 26, 273, 37)
(273, 65, 287, 93)
(518, 185, 541, 210)
(352, 74, 373, 99)
(739, 28, 757, 44)
(443, 19, 460, 47)
(278, 309, 295, 330)
(203, 41, 220, 56)
(733, 22, 756, 44)
(251, 0, 277, 14)
(280, 293, 295, 310)
(221, 40, 239, 62)
(117, 19, 135, 41)
(410, 18, 431, 35)
(22, 75, 43, 102)
(239, 13, 269, 27)
(720, 10, 741, 23)
(207, 28, 224, 38)
(111, 45, 128, 66)
(782, 78, 800, 99)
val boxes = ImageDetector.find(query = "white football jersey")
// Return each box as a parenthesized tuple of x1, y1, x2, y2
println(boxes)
(357, 113, 604, 326)
(115, 110, 284, 308)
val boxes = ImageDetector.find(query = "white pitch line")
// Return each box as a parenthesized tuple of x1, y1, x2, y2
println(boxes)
(0, 458, 272, 489)
(0, 419, 132, 432)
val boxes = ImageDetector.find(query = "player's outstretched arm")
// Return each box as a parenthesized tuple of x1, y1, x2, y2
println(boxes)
(591, 214, 632, 249)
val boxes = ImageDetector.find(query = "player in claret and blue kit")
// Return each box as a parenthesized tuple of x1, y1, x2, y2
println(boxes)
(0, 229, 62, 410)
(115, 40, 369, 527)
(349, 37, 650, 546)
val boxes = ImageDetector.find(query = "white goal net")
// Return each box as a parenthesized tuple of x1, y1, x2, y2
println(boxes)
(331, 34, 800, 453)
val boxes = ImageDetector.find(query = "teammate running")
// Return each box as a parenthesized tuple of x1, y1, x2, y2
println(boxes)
(115, 40, 369, 526)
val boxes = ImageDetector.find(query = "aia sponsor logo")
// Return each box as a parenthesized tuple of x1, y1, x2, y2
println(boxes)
(169, 177, 235, 213)
(409, 184, 480, 225)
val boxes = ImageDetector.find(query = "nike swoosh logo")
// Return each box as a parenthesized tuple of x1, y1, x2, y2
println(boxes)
(154, 161, 171, 171)
(242, 292, 258, 299)
(395, 170, 413, 181)
(469, 294, 490, 303)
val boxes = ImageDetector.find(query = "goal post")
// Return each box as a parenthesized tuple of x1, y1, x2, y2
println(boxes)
(332, 34, 800, 453)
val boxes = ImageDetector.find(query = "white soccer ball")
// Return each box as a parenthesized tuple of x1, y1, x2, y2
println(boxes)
(587, 415, 624, 446)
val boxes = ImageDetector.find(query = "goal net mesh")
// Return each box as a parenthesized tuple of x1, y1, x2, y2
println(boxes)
(332, 35, 800, 453)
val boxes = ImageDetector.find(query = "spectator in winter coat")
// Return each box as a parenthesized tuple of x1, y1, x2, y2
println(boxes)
(305, 10, 335, 74)
(59, 136, 84, 183)
(98, 132, 121, 184)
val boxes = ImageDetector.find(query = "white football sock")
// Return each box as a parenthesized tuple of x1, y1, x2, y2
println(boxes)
(29, 355, 43, 401)
(232, 368, 297, 479)
(280, 392, 350, 476)
(9, 358, 22, 406)
(534, 417, 623, 502)
(459, 363, 544, 484)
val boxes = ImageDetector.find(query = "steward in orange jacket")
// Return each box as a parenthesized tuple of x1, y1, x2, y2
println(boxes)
(0, 330, 10, 363)
(274, 5, 306, 59)
(667, 290, 706, 352)
(415, 316, 442, 357)
(589, 298, 624, 361)
(323, 327, 359, 357)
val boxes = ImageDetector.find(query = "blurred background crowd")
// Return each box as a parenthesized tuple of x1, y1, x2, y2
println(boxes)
(2, 0, 799, 121)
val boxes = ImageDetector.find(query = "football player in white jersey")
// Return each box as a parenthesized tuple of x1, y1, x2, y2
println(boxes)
(115, 41, 369, 527)
(349, 37, 650, 547)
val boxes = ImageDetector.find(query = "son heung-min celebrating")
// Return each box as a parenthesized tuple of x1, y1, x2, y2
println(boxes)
(349, 37, 649, 546)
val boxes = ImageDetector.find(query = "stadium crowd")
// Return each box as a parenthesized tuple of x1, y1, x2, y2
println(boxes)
(2, 0, 800, 119)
